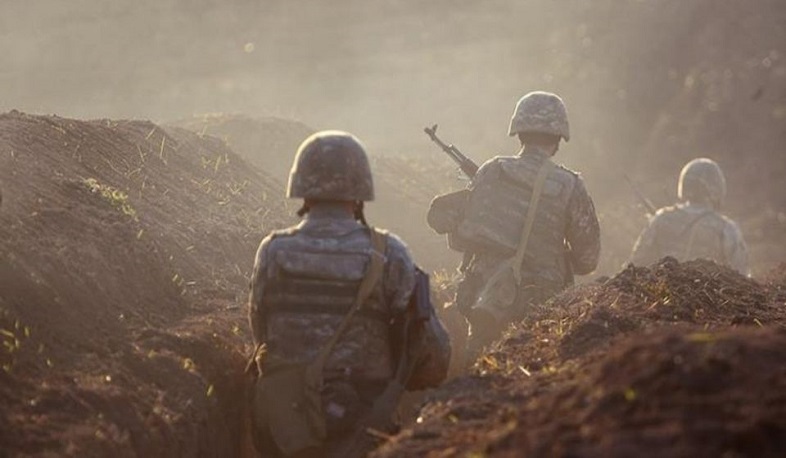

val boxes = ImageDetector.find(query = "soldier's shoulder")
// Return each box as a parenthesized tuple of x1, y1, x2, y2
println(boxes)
(555, 162, 580, 178)
(260, 226, 300, 251)
(478, 154, 513, 170)
(378, 229, 412, 258)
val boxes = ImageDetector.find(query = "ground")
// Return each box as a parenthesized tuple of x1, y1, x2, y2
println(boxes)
(375, 259, 786, 457)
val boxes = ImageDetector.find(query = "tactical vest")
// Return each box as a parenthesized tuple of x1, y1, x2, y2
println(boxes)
(262, 236, 395, 381)
(457, 153, 577, 287)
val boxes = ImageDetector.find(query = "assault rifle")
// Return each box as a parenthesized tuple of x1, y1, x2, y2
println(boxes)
(624, 174, 657, 215)
(424, 124, 479, 179)
(336, 267, 432, 457)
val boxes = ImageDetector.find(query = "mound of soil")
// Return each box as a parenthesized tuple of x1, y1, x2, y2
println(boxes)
(0, 110, 288, 456)
(175, 113, 461, 272)
(376, 258, 786, 457)
(169, 113, 313, 184)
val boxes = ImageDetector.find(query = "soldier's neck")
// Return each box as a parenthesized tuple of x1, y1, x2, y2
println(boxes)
(520, 144, 556, 158)
(306, 202, 355, 220)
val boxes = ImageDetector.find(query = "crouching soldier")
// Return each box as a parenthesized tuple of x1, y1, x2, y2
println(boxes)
(630, 157, 749, 275)
(247, 131, 451, 457)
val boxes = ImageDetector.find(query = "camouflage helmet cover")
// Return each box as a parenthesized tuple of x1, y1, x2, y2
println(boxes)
(678, 158, 727, 208)
(507, 91, 570, 141)
(287, 130, 374, 201)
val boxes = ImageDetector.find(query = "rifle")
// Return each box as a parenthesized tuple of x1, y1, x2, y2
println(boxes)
(423, 124, 479, 179)
(624, 174, 657, 215)
(336, 267, 432, 457)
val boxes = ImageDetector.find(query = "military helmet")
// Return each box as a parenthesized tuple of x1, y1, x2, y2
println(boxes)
(507, 91, 570, 141)
(287, 130, 374, 201)
(678, 158, 727, 209)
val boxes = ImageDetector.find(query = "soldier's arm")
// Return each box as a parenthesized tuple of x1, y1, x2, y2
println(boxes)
(384, 235, 450, 389)
(248, 235, 275, 345)
(405, 274, 451, 391)
(383, 233, 417, 314)
(565, 176, 601, 275)
(722, 220, 750, 276)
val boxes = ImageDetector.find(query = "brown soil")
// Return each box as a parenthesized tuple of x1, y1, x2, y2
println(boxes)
(375, 258, 786, 457)
(0, 110, 289, 456)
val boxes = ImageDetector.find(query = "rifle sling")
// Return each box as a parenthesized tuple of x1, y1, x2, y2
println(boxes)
(308, 228, 388, 382)
(512, 159, 554, 284)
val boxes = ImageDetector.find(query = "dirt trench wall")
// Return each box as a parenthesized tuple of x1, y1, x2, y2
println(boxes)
(375, 259, 786, 457)
(0, 111, 287, 456)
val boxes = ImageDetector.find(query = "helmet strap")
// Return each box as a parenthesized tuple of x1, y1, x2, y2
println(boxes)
(296, 201, 311, 217)
(354, 201, 369, 227)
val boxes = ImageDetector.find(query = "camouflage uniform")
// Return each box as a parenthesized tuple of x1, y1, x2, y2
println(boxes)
(456, 146, 600, 330)
(630, 158, 749, 275)
(442, 92, 600, 350)
(248, 131, 450, 457)
(249, 207, 445, 383)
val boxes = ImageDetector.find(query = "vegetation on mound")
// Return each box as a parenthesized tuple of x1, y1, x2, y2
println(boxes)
(0, 111, 289, 456)
(375, 259, 786, 457)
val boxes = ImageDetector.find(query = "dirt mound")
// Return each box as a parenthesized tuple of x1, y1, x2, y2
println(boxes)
(169, 113, 313, 183)
(0, 110, 286, 456)
(175, 113, 461, 272)
(376, 258, 786, 457)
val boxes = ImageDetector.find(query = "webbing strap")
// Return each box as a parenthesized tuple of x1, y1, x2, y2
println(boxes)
(512, 159, 554, 284)
(308, 228, 388, 380)
(684, 211, 713, 259)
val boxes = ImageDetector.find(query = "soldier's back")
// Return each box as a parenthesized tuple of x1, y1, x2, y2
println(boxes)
(261, 209, 415, 382)
(634, 203, 748, 273)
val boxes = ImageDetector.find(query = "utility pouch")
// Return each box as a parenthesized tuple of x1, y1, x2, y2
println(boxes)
(474, 261, 518, 315)
(253, 362, 325, 455)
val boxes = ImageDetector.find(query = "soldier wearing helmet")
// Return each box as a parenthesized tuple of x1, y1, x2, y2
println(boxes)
(436, 92, 600, 355)
(630, 158, 749, 275)
(248, 131, 450, 457)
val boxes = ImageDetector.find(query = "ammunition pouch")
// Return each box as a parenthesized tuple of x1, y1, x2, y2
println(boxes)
(252, 362, 326, 456)
(472, 260, 518, 322)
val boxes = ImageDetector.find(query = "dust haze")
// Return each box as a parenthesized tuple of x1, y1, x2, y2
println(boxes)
(2, 0, 785, 274)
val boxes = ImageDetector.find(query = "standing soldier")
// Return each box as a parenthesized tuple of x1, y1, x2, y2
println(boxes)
(247, 131, 450, 457)
(429, 91, 601, 355)
(630, 157, 749, 275)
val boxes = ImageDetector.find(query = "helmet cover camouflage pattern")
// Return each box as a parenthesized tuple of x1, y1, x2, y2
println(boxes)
(678, 158, 727, 208)
(287, 130, 374, 201)
(507, 91, 570, 141)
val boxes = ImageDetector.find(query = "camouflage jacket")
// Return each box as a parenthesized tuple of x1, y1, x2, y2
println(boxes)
(630, 202, 750, 275)
(248, 205, 450, 386)
(458, 146, 601, 300)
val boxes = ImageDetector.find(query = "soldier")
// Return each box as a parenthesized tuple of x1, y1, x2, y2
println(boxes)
(430, 91, 600, 355)
(630, 158, 749, 275)
(247, 130, 450, 457)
